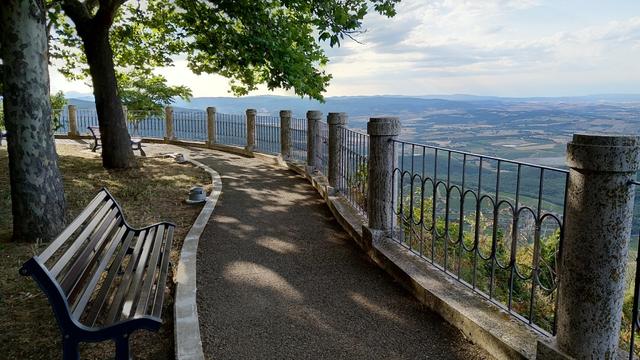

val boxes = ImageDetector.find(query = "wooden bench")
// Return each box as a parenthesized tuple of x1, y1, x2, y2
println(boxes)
(20, 188, 175, 360)
(88, 126, 146, 156)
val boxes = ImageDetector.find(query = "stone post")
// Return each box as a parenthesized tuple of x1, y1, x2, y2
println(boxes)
(328, 112, 348, 189)
(122, 105, 128, 122)
(67, 105, 78, 137)
(549, 134, 640, 359)
(164, 106, 174, 141)
(367, 117, 401, 232)
(280, 110, 292, 160)
(246, 109, 256, 152)
(207, 107, 216, 146)
(306, 110, 322, 171)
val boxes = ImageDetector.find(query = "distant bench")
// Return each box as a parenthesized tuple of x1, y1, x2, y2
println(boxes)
(0, 130, 6, 146)
(20, 188, 175, 359)
(88, 126, 145, 156)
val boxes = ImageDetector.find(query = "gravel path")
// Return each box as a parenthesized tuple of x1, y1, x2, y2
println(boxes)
(186, 149, 491, 360)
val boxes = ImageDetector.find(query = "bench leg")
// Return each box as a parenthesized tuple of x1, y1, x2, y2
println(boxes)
(139, 147, 146, 157)
(115, 335, 131, 360)
(92, 140, 98, 152)
(62, 338, 80, 360)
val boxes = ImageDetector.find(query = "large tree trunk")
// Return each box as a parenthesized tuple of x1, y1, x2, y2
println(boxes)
(0, 0, 66, 242)
(79, 25, 135, 169)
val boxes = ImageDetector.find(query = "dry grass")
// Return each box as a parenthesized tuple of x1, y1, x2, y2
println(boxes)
(0, 144, 209, 359)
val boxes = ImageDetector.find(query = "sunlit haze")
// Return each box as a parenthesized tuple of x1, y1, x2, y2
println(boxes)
(50, 0, 640, 98)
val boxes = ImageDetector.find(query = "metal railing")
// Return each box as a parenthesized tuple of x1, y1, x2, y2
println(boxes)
(52, 109, 68, 135)
(290, 117, 307, 163)
(173, 111, 207, 142)
(76, 108, 99, 134)
(126, 110, 164, 139)
(337, 127, 369, 216)
(215, 113, 246, 147)
(391, 139, 569, 335)
(317, 121, 329, 176)
(255, 115, 280, 155)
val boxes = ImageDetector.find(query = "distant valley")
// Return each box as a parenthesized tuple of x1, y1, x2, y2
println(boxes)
(68, 93, 640, 167)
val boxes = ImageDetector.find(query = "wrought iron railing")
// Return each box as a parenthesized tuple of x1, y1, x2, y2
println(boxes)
(391, 139, 569, 335)
(215, 113, 246, 147)
(337, 127, 369, 216)
(52, 109, 68, 135)
(317, 121, 329, 176)
(76, 108, 99, 134)
(290, 117, 307, 163)
(255, 115, 280, 155)
(126, 110, 164, 139)
(173, 111, 207, 142)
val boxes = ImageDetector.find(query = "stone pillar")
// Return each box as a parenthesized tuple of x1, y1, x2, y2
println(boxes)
(280, 110, 292, 160)
(246, 109, 256, 152)
(327, 112, 348, 188)
(367, 117, 401, 232)
(164, 106, 174, 141)
(67, 105, 78, 137)
(306, 110, 322, 171)
(207, 107, 216, 146)
(552, 134, 640, 359)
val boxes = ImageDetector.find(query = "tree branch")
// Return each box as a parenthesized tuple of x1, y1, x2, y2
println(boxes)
(61, 0, 92, 30)
(94, 0, 127, 28)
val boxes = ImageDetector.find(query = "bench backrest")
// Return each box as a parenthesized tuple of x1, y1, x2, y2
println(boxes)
(23, 189, 173, 328)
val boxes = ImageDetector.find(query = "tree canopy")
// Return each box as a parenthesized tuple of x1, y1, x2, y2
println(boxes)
(48, 0, 399, 103)
(47, 1, 191, 111)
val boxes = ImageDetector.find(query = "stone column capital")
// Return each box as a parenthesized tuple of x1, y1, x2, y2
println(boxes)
(567, 134, 640, 172)
(306, 110, 322, 121)
(367, 117, 401, 137)
(279, 110, 292, 118)
(327, 112, 348, 126)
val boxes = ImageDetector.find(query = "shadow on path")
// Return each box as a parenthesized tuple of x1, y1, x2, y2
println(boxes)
(188, 148, 491, 360)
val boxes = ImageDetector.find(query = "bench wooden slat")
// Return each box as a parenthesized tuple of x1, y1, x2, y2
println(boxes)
(135, 225, 166, 317)
(152, 226, 174, 318)
(71, 225, 128, 320)
(84, 230, 136, 326)
(105, 229, 153, 324)
(40, 192, 109, 263)
(119, 227, 157, 320)
(20, 188, 174, 360)
(60, 209, 121, 295)
(50, 199, 115, 278)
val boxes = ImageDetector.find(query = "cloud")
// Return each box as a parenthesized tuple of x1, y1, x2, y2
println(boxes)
(323, 1, 640, 96)
(51, 0, 640, 97)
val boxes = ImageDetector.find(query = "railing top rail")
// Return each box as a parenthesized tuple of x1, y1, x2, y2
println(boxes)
(392, 138, 569, 174)
(342, 127, 368, 137)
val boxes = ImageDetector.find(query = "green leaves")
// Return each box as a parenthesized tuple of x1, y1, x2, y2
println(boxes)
(177, 0, 399, 101)
(49, 0, 190, 111)
(50, 91, 67, 133)
(49, 0, 399, 103)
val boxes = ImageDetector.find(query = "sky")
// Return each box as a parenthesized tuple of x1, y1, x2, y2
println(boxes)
(50, 0, 640, 98)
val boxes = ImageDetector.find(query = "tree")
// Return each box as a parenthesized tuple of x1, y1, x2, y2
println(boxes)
(177, 0, 398, 100)
(0, 0, 66, 242)
(49, 0, 399, 168)
(50, 90, 67, 133)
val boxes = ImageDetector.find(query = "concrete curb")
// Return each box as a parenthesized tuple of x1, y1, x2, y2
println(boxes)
(170, 154, 223, 360)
